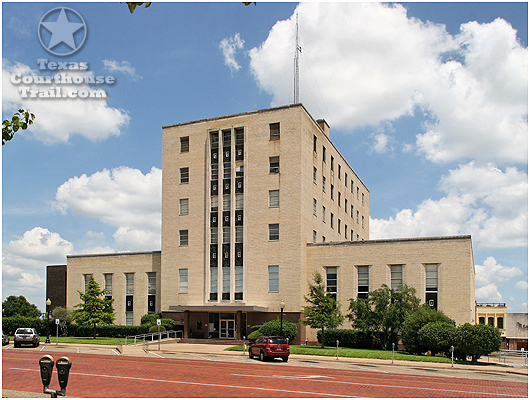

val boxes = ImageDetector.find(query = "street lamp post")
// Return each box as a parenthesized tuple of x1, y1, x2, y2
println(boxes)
(45, 298, 51, 344)
(279, 300, 286, 338)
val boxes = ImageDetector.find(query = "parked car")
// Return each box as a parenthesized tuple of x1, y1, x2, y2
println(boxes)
(249, 336, 289, 362)
(2, 331, 9, 346)
(13, 328, 40, 348)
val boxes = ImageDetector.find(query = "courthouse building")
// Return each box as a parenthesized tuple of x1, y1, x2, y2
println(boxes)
(48, 104, 476, 343)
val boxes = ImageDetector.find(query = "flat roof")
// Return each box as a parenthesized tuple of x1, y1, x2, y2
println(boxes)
(67, 250, 161, 259)
(307, 235, 472, 248)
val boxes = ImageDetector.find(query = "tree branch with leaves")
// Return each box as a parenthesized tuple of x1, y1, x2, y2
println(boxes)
(2, 109, 35, 146)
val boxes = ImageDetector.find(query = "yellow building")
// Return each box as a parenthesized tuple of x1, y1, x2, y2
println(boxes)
(475, 302, 507, 338)
(50, 104, 476, 343)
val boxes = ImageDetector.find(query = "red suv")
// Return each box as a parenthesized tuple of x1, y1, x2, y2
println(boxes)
(249, 336, 290, 362)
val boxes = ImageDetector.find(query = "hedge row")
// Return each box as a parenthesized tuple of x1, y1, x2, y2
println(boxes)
(317, 329, 374, 349)
(2, 317, 46, 335)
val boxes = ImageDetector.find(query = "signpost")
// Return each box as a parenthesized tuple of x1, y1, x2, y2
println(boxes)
(56, 319, 60, 345)
(157, 319, 161, 350)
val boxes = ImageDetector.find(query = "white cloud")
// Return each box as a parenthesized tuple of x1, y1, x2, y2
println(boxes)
(2, 59, 130, 143)
(52, 166, 162, 251)
(220, 33, 245, 72)
(474, 257, 524, 303)
(515, 281, 528, 290)
(2, 227, 73, 309)
(249, 3, 527, 165)
(103, 60, 142, 81)
(370, 162, 528, 249)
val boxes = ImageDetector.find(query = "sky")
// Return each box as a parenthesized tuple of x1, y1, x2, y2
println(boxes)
(2, 2, 528, 315)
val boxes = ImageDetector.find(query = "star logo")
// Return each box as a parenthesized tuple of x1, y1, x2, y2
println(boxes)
(38, 7, 87, 56)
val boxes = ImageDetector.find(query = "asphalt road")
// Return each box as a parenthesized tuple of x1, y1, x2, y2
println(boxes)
(2, 346, 528, 398)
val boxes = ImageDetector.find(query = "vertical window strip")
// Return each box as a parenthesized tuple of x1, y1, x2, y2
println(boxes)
(147, 272, 156, 295)
(390, 265, 403, 290)
(179, 269, 188, 293)
(125, 273, 134, 295)
(268, 265, 279, 292)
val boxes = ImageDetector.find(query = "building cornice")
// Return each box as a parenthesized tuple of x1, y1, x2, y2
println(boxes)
(307, 235, 472, 248)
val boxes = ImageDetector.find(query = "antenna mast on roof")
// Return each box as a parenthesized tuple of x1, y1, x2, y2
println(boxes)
(293, 11, 301, 104)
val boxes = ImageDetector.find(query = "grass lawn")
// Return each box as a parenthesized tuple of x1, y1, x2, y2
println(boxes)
(35, 336, 120, 346)
(226, 345, 457, 364)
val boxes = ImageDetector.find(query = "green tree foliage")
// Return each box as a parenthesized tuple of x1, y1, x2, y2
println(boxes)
(125, 2, 151, 13)
(418, 321, 457, 356)
(2, 295, 41, 318)
(401, 304, 455, 354)
(140, 313, 161, 326)
(72, 275, 115, 338)
(348, 284, 421, 350)
(52, 307, 73, 336)
(258, 318, 298, 342)
(2, 109, 35, 146)
(301, 272, 345, 348)
(455, 323, 502, 362)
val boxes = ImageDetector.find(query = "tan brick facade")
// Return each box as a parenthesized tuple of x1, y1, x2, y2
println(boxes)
(61, 104, 475, 343)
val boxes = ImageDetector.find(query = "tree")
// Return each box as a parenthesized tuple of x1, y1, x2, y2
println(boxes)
(258, 318, 298, 343)
(2, 109, 35, 146)
(125, 2, 151, 13)
(301, 272, 344, 348)
(348, 284, 420, 350)
(418, 321, 456, 356)
(455, 323, 502, 362)
(52, 307, 73, 336)
(72, 276, 115, 338)
(2, 295, 41, 318)
(401, 304, 455, 354)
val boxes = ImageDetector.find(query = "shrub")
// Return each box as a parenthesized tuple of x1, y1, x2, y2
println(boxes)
(418, 322, 456, 356)
(149, 325, 169, 333)
(249, 325, 262, 333)
(455, 323, 501, 362)
(317, 329, 374, 348)
(247, 330, 263, 342)
(402, 305, 455, 354)
(258, 318, 298, 342)
(141, 313, 161, 326)
(2, 316, 45, 336)
(67, 324, 150, 337)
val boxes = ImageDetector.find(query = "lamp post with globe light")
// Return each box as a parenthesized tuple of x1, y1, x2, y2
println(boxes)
(45, 298, 51, 343)
(279, 300, 286, 337)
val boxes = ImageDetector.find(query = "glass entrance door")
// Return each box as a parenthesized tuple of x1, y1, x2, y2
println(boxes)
(220, 319, 235, 339)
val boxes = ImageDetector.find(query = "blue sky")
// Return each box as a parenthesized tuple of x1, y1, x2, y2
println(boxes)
(2, 2, 528, 315)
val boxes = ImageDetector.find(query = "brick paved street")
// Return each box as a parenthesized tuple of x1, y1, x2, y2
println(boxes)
(2, 344, 527, 398)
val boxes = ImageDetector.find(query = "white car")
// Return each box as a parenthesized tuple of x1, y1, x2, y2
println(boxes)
(14, 328, 40, 348)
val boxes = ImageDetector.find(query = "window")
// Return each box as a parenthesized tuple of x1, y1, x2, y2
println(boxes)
(322, 236, 326, 242)
(235, 267, 243, 300)
(331, 213, 334, 229)
(479, 317, 485, 324)
(362, 193, 365, 205)
(357, 210, 359, 223)
(180, 136, 189, 153)
(313, 135, 317, 152)
(222, 267, 230, 300)
(270, 122, 280, 140)
(322, 146, 326, 162)
(488, 317, 494, 326)
(223, 194, 231, 211)
(322, 206, 326, 223)
(125, 311, 133, 326)
(313, 230, 317, 243)
(269, 156, 280, 173)
(211, 228, 218, 244)
(179, 230, 188, 246)
(211, 163, 219, 180)
(179, 269, 188, 293)
(83, 274, 92, 292)
(326, 267, 337, 300)
(235, 193, 244, 210)
(425, 264, 438, 292)
(147, 272, 156, 295)
(345, 198, 348, 213)
(362, 215, 365, 229)
(357, 187, 360, 199)
(179, 198, 189, 215)
(180, 167, 189, 184)
(338, 165, 342, 180)
(211, 195, 218, 212)
(338, 192, 341, 206)
(351, 205, 354, 218)
(269, 190, 280, 207)
(497, 317, 504, 329)
(390, 265, 403, 290)
(125, 273, 134, 295)
(313, 198, 317, 215)
(269, 224, 279, 241)
(104, 273, 112, 297)
(331, 184, 334, 200)
(223, 162, 231, 179)
(223, 227, 230, 243)
(268, 265, 279, 292)
(345, 172, 348, 186)
(322, 175, 326, 192)
(331, 156, 334, 171)
(344, 224, 348, 238)
(313, 166, 317, 183)
(338, 219, 341, 234)
(357, 266, 369, 299)
(235, 226, 243, 243)
(210, 267, 218, 299)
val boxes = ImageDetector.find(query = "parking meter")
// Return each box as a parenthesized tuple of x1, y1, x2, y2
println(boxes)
(39, 355, 54, 388)
(56, 356, 72, 390)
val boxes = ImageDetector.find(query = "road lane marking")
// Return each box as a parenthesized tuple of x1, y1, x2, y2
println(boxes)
(10, 368, 353, 397)
(229, 372, 524, 397)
